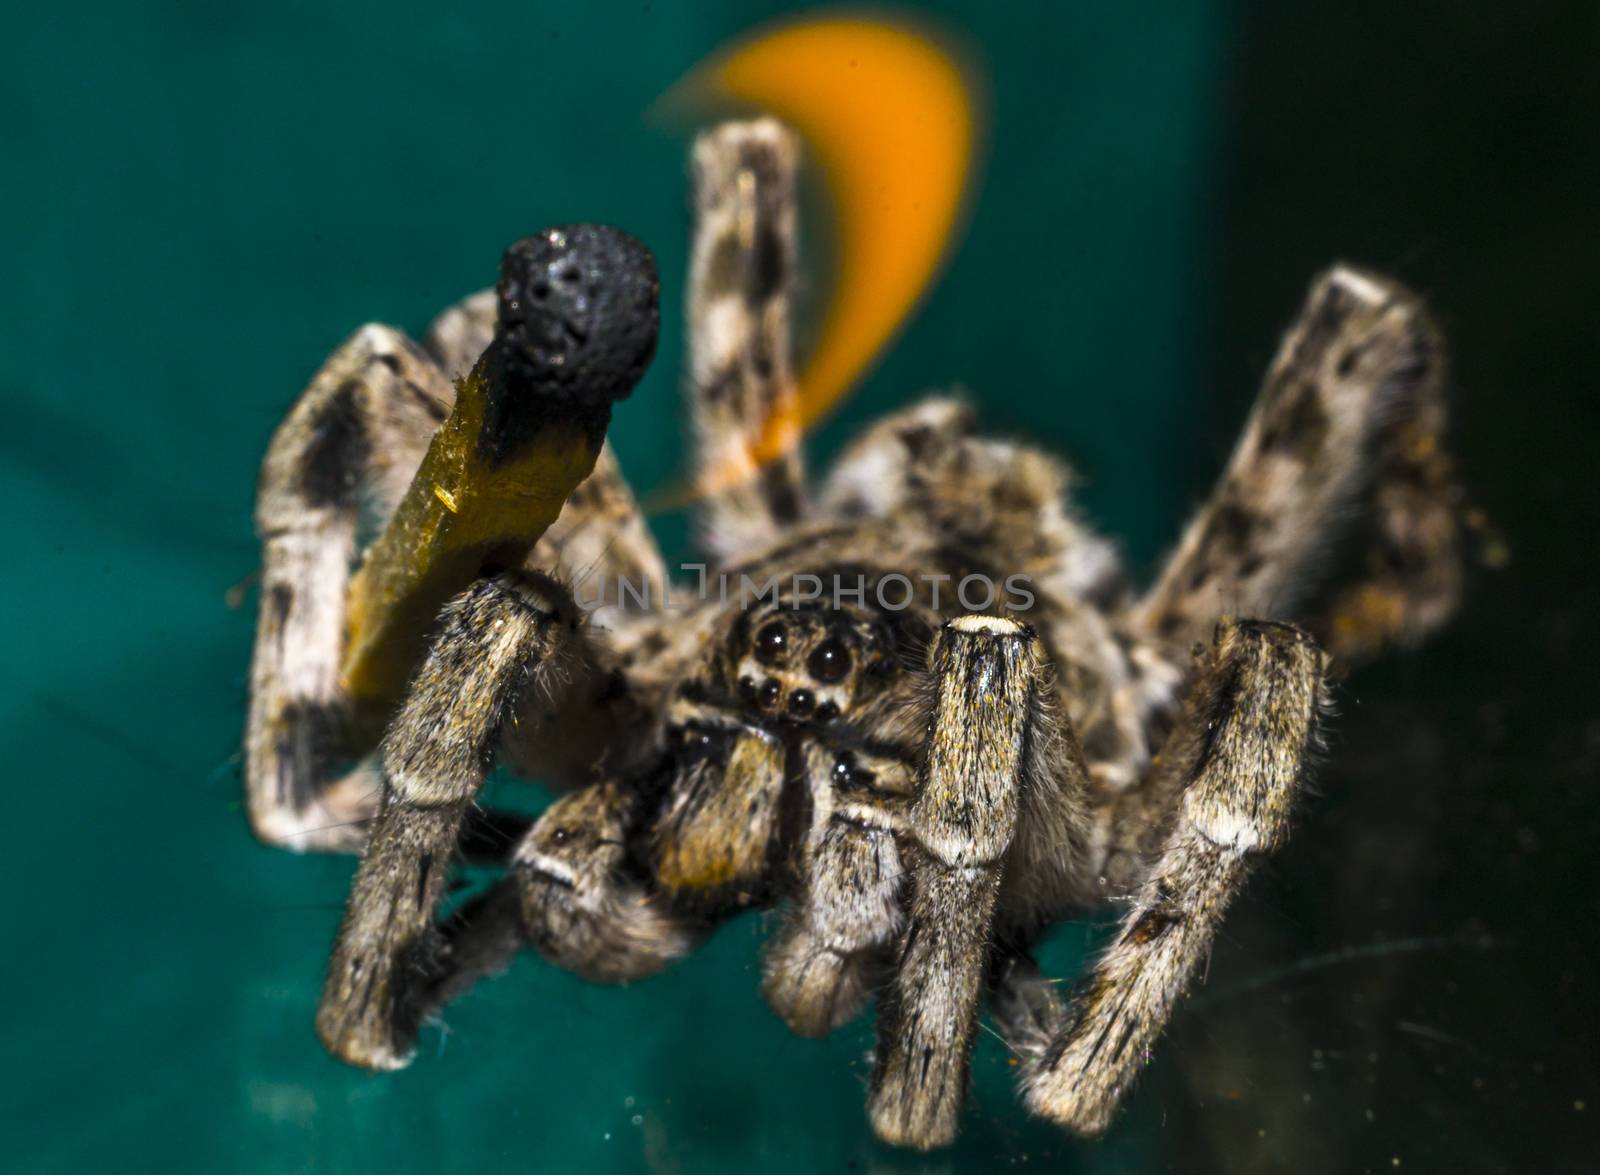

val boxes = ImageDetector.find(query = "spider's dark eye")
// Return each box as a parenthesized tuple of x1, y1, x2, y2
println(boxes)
(807, 638, 852, 684)
(551, 827, 571, 845)
(755, 621, 790, 666)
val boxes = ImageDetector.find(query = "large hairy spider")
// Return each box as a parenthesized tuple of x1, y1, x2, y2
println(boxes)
(247, 119, 1464, 1148)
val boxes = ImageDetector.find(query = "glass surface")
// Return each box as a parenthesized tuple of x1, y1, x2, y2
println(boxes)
(2, 3, 1594, 1171)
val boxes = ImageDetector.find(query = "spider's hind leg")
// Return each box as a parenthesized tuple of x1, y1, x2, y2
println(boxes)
(248, 325, 455, 851)
(1135, 268, 1463, 660)
(1302, 327, 1464, 662)
(818, 396, 1129, 607)
(687, 119, 807, 560)
(1008, 619, 1327, 1137)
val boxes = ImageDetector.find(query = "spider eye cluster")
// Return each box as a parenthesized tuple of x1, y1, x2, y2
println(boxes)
(730, 608, 888, 727)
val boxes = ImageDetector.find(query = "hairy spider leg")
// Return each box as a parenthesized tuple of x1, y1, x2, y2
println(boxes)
(869, 616, 1039, 1150)
(1134, 268, 1461, 661)
(1010, 620, 1327, 1136)
(248, 324, 455, 850)
(318, 573, 602, 1068)
(685, 119, 809, 559)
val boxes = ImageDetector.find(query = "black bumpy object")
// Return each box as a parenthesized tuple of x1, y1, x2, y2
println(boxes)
(499, 224, 661, 402)
(477, 223, 660, 461)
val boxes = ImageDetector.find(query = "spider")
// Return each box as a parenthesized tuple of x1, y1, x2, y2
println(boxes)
(246, 118, 1465, 1148)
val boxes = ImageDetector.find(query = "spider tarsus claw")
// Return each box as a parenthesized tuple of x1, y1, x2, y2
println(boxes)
(325, 1037, 415, 1073)
(315, 1009, 416, 1073)
(867, 1097, 960, 1152)
(1019, 1061, 1115, 1139)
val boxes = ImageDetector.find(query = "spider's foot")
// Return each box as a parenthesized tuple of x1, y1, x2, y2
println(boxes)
(316, 1013, 416, 1073)
(316, 928, 432, 1073)
(1018, 1045, 1118, 1138)
(761, 938, 873, 1038)
(316, 934, 427, 1073)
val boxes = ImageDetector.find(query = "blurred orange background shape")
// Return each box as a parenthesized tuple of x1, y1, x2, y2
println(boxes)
(665, 15, 981, 494)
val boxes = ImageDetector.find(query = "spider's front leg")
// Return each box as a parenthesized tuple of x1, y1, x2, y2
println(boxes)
(869, 617, 1042, 1150)
(1012, 619, 1327, 1136)
(317, 572, 605, 1068)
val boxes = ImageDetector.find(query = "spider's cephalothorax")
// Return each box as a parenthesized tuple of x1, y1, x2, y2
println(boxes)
(247, 119, 1467, 1148)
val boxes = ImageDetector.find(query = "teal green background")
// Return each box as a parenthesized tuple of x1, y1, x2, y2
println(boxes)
(3, 3, 1596, 1172)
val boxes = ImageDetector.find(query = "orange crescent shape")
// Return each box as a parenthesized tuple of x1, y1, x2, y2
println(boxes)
(665, 14, 981, 470)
